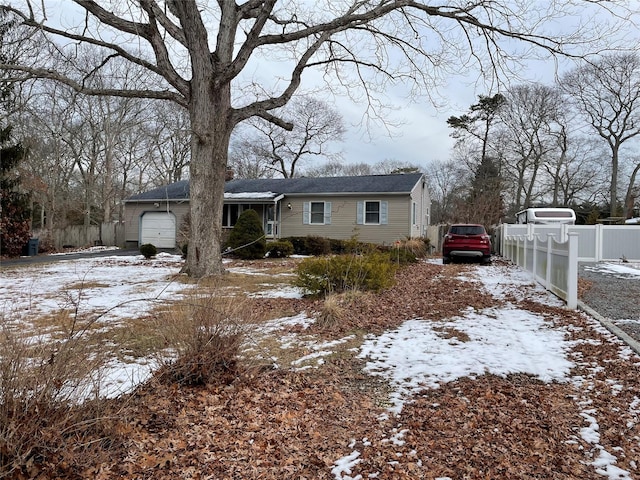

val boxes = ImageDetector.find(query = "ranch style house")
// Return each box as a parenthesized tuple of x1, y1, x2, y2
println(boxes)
(123, 173, 431, 249)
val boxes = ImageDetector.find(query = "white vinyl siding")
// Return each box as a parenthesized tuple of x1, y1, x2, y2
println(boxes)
(303, 201, 332, 225)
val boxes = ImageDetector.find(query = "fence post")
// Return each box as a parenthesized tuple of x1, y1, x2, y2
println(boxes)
(566, 232, 578, 309)
(546, 234, 553, 289)
(532, 233, 538, 279)
(594, 223, 603, 262)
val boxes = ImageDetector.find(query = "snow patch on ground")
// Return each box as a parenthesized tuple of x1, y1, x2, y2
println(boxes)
(358, 306, 573, 415)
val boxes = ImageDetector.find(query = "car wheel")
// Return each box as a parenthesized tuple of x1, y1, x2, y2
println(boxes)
(442, 256, 451, 265)
(481, 256, 492, 265)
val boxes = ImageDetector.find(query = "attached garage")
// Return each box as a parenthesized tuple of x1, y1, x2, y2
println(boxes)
(140, 212, 177, 249)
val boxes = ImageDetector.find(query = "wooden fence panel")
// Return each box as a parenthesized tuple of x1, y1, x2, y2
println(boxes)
(33, 223, 125, 249)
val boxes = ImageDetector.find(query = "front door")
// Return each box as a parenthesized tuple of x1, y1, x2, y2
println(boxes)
(265, 204, 276, 237)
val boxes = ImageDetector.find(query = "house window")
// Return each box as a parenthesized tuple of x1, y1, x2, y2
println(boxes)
(303, 201, 332, 225)
(223, 204, 240, 227)
(310, 202, 325, 224)
(357, 200, 388, 225)
(365, 201, 380, 224)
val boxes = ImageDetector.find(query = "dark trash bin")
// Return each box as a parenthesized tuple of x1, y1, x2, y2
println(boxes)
(24, 238, 39, 256)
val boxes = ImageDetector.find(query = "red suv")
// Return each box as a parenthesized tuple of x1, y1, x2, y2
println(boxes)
(442, 224, 491, 264)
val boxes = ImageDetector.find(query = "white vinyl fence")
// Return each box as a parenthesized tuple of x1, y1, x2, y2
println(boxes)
(496, 223, 640, 262)
(496, 223, 640, 309)
(499, 226, 578, 309)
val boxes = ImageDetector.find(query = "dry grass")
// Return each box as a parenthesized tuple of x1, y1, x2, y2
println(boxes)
(64, 281, 111, 290)
(189, 260, 299, 297)
(0, 264, 265, 476)
(399, 237, 430, 257)
(317, 293, 348, 329)
(0, 315, 117, 478)
(148, 288, 259, 386)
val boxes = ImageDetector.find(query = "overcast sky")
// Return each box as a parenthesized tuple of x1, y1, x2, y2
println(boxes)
(41, 1, 640, 172)
(310, 2, 640, 171)
(331, 54, 612, 170)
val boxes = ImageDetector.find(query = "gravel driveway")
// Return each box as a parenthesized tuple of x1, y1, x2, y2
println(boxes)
(579, 262, 640, 343)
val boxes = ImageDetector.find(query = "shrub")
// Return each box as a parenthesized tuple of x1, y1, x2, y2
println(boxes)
(151, 292, 253, 386)
(294, 251, 397, 296)
(33, 234, 54, 254)
(304, 235, 331, 256)
(328, 238, 347, 254)
(0, 313, 115, 477)
(283, 237, 308, 255)
(226, 209, 266, 259)
(386, 247, 418, 265)
(139, 243, 157, 259)
(265, 240, 294, 258)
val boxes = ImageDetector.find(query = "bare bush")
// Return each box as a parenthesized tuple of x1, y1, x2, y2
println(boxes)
(0, 311, 115, 477)
(150, 290, 255, 386)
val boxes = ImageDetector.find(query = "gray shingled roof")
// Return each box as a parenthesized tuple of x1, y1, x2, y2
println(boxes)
(125, 173, 422, 202)
(126, 180, 190, 201)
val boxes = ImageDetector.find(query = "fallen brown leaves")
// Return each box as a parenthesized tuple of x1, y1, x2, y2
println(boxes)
(29, 259, 640, 479)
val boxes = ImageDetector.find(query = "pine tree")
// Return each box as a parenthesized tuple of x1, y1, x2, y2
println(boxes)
(1, 15, 32, 256)
(0, 125, 31, 256)
(226, 209, 266, 259)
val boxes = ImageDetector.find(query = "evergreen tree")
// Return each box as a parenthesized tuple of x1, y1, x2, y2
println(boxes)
(467, 155, 504, 227)
(0, 125, 31, 256)
(448, 94, 506, 226)
(1, 14, 32, 256)
(226, 209, 266, 259)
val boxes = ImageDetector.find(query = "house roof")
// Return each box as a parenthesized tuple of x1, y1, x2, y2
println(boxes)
(125, 173, 424, 202)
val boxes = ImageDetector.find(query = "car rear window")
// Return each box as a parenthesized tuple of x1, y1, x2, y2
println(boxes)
(449, 225, 485, 235)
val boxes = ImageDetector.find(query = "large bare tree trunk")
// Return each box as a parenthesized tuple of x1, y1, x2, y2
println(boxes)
(183, 84, 231, 278)
(610, 148, 619, 217)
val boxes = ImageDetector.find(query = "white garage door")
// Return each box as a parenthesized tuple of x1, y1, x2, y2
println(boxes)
(140, 212, 176, 249)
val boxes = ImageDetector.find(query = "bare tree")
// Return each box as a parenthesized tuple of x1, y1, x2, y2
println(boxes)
(12, 82, 77, 234)
(244, 96, 345, 178)
(305, 160, 375, 177)
(542, 122, 606, 209)
(145, 101, 191, 185)
(370, 159, 421, 175)
(228, 128, 278, 179)
(424, 158, 468, 224)
(622, 160, 640, 217)
(561, 53, 640, 218)
(0, 1, 633, 276)
(499, 84, 560, 210)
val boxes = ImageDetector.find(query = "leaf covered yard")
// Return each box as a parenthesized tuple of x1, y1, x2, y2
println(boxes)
(2, 254, 640, 479)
